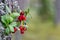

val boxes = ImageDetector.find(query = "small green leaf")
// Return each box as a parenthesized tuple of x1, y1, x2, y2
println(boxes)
(24, 8, 30, 16)
(9, 25, 14, 32)
(6, 5, 11, 13)
(5, 27, 10, 35)
(1, 14, 13, 24)
(26, 13, 32, 22)
(10, 12, 20, 18)
(1, 16, 6, 25)
(9, 16, 14, 23)
(9, 22, 17, 27)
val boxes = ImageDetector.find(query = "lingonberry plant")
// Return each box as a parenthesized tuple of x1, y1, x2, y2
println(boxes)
(0, 0, 31, 40)
(1, 9, 30, 35)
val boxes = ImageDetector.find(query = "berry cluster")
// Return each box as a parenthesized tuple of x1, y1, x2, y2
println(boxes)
(13, 11, 28, 34)
(18, 11, 26, 22)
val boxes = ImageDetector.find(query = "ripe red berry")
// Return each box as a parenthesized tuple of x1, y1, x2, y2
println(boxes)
(23, 27, 27, 31)
(20, 11, 24, 15)
(12, 27, 17, 33)
(19, 26, 25, 34)
(18, 15, 26, 21)
(19, 26, 23, 30)
(20, 30, 24, 34)
(22, 15, 26, 20)
(18, 16, 22, 21)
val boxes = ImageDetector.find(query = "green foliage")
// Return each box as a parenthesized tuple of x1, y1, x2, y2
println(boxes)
(39, 0, 54, 21)
(25, 8, 32, 23)
(9, 22, 17, 28)
(40, 0, 53, 15)
(10, 12, 20, 18)
(5, 27, 10, 35)
(1, 14, 14, 27)
(6, 5, 11, 13)
(1, 12, 20, 35)
(9, 25, 14, 32)
(24, 8, 30, 16)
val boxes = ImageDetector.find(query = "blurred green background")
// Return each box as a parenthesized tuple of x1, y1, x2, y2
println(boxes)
(21, 0, 60, 40)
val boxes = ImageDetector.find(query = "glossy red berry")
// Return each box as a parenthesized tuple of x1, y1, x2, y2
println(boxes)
(12, 27, 17, 33)
(19, 26, 24, 34)
(19, 26, 23, 30)
(20, 30, 24, 34)
(18, 15, 26, 21)
(20, 11, 24, 15)
(23, 27, 27, 31)
(14, 27, 17, 32)
(22, 15, 26, 20)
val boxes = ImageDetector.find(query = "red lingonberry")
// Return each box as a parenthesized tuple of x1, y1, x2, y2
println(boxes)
(19, 26, 23, 30)
(19, 26, 24, 34)
(18, 15, 26, 21)
(20, 11, 24, 15)
(12, 27, 17, 33)
(18, 16, 22, 21)
(14, 27, 17, 32)
(22, 15, 26, 20)
(23, 27, 27, 31)
(20, 30, 24, 34)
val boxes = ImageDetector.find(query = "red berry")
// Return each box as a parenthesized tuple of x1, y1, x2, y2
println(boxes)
(20, 30, 24, 34)
(19, 26, 24, 34)
(23, 27, 27, 31)
(19, 26, 23, 30)
(22, 15, 26, 20)
(20, 11, 24, 15)
(12, 27, 17, 33)
(18, 15, 26, 21)
(18, 16, 22, 21)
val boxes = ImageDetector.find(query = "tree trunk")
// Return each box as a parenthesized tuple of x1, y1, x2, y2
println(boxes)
(55, 0, 60, 24)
